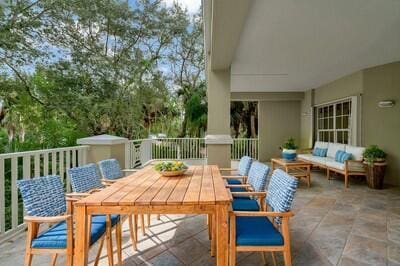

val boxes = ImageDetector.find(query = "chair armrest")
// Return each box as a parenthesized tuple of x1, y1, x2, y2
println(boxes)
(65, 192, 91, 198)
(226, 184, 252, 188)
(231, 211, 293, 218)
(24, 214, 72, 223)
(122, 169, 139, 173)
(102, 178, 117, 184)
(231, 191, 266, 197)
(221, 175, 247, 179)
(219, 168, 237, 172)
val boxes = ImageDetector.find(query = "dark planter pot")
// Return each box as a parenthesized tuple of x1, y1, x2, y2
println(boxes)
(364, 161, 387, 189)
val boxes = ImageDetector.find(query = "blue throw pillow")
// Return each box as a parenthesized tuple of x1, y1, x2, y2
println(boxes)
(312, 147, 327, 157)
(335, 150, 352, 163)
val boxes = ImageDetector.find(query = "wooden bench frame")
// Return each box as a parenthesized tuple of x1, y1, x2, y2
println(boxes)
(299, 149, 366, 188)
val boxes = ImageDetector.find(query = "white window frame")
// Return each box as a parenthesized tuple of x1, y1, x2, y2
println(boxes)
(315, 96, 359, 145)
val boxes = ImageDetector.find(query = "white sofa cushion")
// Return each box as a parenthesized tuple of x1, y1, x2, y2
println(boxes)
(326, 161, 345, 170)
(298, 154, 314, 161)
(345, 145, 365, 161)
(327, 143, 346, 158)
(314, 141, 329, 149)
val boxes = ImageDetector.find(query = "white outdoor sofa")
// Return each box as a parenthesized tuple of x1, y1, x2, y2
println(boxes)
(298, 141, 366, 188)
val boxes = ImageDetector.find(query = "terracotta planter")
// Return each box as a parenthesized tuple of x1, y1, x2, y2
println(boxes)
(364, 161, 387, 189)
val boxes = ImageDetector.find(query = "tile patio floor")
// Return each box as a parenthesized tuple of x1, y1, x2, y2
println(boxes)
(0, 169, 399, 265)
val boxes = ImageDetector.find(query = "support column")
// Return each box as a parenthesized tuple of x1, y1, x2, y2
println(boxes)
(77, 134, 129, 168)
(206, 68, 232, 167)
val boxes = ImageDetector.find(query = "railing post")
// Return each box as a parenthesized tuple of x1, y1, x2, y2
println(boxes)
(77, 134, 129, 169)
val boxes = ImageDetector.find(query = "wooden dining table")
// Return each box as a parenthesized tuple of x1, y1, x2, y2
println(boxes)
(73, 164, 232, 265)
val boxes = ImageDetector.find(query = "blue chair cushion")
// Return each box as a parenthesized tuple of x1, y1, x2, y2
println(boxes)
(229, 187, 247, 192)
(31, 215, 119, 249)
(232, 198, 260, 211)
(236, 216, 284, 246)
(227, 179, 242, 185)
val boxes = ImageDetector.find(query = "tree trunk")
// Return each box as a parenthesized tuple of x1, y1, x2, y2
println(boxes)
(179, 116, 187, 137)
(250, 114, 256, 138)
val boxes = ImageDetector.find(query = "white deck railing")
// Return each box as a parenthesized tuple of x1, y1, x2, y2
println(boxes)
(128, 138, 258, 168)
(0, 145, 89, 238)
(231, 138, 259, 160)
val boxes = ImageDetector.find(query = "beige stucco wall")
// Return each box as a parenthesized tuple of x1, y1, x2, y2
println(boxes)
(300, 90, 313, 148)
(313, 71, 363, 105)
(300, 61, 400, 185)
(258, 101, 301, 162)
(362, 62, 400, 185)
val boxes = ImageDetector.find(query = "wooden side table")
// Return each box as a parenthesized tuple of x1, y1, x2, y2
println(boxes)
(271, 158, 312, 187)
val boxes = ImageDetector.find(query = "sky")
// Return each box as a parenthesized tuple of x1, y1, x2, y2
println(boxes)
(162, 0, 201, 14)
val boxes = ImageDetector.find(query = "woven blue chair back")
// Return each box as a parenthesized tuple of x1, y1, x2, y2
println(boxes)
(238, 156, 253, 176)
(17, 175, 66, 217)
(68, 163, 103, 193)
(266, 169, 299, 224)
(98, 159, 123, 180)
(247, 162, 270, 192)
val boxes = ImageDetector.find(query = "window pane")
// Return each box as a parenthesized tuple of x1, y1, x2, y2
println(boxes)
(318, 108, 323, 118)
(343, 116, 349, 129)
(329, 117, 333, 129)
(323, 107, 328, 117)
(329, 131, 334, 142)
(343, 131, 349, 144)
(319, 132, 323, 141)
(337, 131, 343, 143)
(336, 116, 342, 129)
(343, 102, 350, 115)
(329, 105, 334, 117)
(336, 103, 342, 116)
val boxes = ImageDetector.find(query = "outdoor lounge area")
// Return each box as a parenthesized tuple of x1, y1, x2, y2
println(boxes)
(1, 0, 400, 265)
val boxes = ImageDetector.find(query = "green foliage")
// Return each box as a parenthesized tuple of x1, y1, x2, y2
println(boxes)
(0, 0, 206, 152)
(363, 145, 386, 163)
(154, 161, 187, 172)
(282, 138, 298, 150)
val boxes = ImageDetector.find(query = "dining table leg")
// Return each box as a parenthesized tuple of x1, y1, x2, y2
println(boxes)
(74, 204, 88, 266)
(216, 204, 229, 266)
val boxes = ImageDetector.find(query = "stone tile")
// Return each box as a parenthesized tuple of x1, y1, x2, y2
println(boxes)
(342, 234, 387, 266)
(292, 241, 332, 266)
(169, 237, 209, 264)
(388, 242, 400, 264)
(339, 256, 373, 266)
(141, 250, 183, 266)
(352, 217, 387, 241)
(307, 197, 336, 209)
(389, 228, 400, 244)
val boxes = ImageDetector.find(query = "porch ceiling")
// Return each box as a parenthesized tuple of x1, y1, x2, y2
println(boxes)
(230, 0, 400, 92)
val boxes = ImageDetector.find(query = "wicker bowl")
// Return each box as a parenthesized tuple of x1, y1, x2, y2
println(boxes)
(159, 169, 187, 177)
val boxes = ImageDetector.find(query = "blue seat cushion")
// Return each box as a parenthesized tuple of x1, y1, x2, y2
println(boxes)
(232, 198, 260, 211)
(31, 215, 119, 249)
(229, 187, 247, 192)
(236, 216, 284, 246)
(227, 179, 242, 185)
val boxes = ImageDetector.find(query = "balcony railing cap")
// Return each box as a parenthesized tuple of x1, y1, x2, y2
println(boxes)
(205, 134, 233, 144)
(77, 134, 128, 145)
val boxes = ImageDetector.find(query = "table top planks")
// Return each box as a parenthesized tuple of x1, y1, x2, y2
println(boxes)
(77, 165, 231, 207)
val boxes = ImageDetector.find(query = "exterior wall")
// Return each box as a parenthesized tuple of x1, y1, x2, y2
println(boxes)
(313, 71, 363, 105)
(300, 90, 313, 148)
(258, 101, 301, 162)
(300, 61, 400, 185)
(362, 62, 400, 185)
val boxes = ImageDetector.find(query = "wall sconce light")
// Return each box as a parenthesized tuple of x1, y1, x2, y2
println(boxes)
(378, 100, 395, 108)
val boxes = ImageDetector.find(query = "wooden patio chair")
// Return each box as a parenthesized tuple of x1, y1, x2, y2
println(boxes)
(229, 169, 299, 266)
(220, 156, 253, 185)
(68, 163, 136, 255)
(17, 175, 121, 266)
(97, 158, 159, 235)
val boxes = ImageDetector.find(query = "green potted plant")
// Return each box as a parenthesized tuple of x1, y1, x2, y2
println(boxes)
(363, 145, 387, 189)
(281, 138, 298, 161)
